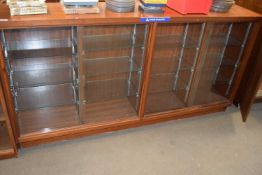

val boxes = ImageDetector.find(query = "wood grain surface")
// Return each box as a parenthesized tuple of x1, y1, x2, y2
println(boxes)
(0, 3, 261, 29)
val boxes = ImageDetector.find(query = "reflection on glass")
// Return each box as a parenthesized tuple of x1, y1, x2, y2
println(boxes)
(79, 24, 148, 124)
(145, 22, 252, 115)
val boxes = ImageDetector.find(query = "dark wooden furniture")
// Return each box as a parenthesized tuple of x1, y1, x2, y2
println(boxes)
(0, 3, 261, 159)
(234, 0, 262, 121)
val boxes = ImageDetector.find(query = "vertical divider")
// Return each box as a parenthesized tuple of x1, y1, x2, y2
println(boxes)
(77, 27, 85, 123)
(127, 24, 136, 97)
(136, 24, 149, 111)
(138, 23, 157, 119)
(173, 24, 189, 90)
(184, 23, 206, 102)
(225, 23, 252, 96)
(0, 32, 20, 143)
(213, 23, 233, 85)
(71, 26, 82, 124)
(186, 23, 208, 106)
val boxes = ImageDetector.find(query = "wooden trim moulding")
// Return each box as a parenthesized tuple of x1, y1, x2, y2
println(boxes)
(19, 101, 230, 147)
(0, 4, 261, 29)
(0, 149, 16, 160)
(138, 23, 157, 118)
(0, 46, 20, 145)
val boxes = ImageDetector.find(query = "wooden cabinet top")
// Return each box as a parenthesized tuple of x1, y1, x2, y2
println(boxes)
(0, 2, 261, 29)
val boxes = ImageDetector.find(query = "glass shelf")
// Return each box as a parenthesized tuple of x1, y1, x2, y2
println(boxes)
(205, 53, 237, 68)
(81, 98, 138, 124)
(82, 33, 145, 52)
(84, 56, 139, 80)
(84, 78, 128, 103)
(145, 91, 186, 115)
(6, 39, 72, 51)
(16, 83, 76, 111)
(151, 56, 179, 74)
(148, 70, 191, 93)
(9, 48, 72, 60)
(12, 58, 74, 88)
(18, 105, 80, 134)
(208, 34, 243, 47)
(155, 35, 198, 48)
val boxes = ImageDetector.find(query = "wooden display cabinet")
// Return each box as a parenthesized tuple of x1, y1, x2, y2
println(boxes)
(0, 3, 261, 159)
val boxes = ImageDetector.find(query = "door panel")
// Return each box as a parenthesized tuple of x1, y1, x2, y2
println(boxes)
(238, 26, 262, 121)
(145, 23, 205, 114)
(78, 24, 148, 124)
(145, 22, 252, 116)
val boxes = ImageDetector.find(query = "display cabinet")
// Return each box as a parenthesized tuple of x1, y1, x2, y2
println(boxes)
(0, 3, 261, 159)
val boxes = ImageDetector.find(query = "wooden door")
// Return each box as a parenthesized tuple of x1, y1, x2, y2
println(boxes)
(143, 22, 254, 117)
(235, 0, 262, 121)
(237, 26, 262, 121)
(77, 24, 148, 123)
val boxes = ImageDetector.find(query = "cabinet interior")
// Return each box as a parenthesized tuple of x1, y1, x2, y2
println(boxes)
(2, 27, 80, 134)
(1, 24, 148, 134)
(78, 24, 148, 124)
(145, 22, 252, 115)
(0, 22, 252, 135)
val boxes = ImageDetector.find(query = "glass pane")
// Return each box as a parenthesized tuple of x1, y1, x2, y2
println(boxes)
(145, 22, 251, 115)
(187, 23, 251, 106)
(145, 23, 204, 115)
(3, 27, 80, 134)
(79, 24, 148, 124)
